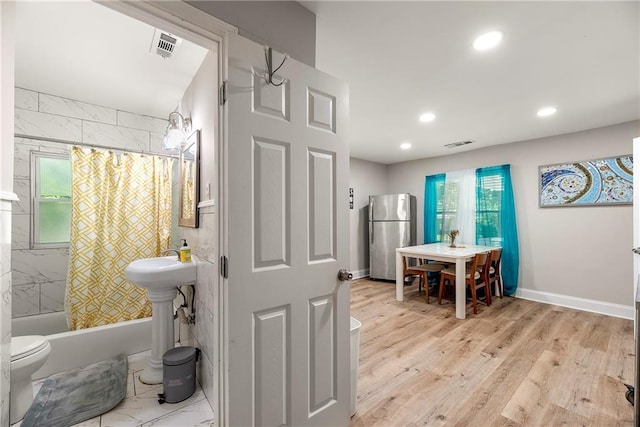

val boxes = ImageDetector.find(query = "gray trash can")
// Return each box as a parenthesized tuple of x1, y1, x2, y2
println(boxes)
(350, 317, 361, 417)
(158, 346, 200, 404)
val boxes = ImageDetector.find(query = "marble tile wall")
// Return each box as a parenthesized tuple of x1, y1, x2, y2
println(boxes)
(178, 204, 217, 403)
(1, 201, 13, 426)
(12, 87, 173, 319)
(39, 93, 117, 124)
(14, 108, 82, 142)
(14, 87, 169, 154)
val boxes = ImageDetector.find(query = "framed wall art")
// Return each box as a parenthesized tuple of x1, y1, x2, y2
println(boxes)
(539, 155, 633, 207)
(179, 129, 200, 227)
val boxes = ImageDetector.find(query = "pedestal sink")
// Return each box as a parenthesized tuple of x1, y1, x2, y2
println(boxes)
(124, 256, 196, 384)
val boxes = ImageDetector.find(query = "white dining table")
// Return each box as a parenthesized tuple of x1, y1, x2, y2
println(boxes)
(395, 242, 498, 319)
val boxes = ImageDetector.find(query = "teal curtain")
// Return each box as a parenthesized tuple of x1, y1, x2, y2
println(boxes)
(424, 174, 445, 243)
(476, 165, 519, 295)
(426, 166, 520, 294)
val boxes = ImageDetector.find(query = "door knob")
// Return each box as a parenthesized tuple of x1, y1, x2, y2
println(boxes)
(633, 248, 640, 255)
(337, 269, 353, 281)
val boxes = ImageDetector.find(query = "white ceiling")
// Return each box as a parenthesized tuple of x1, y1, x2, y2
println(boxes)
(309, 1, 640, 164)
(15, 1, 639, 165)
(15, 1, 208, 120)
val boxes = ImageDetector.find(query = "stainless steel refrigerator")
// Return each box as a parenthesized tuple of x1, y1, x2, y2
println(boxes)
(369, 194, 416, 281)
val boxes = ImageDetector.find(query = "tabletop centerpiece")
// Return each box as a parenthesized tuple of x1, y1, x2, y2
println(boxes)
(448, 229, 459, 248)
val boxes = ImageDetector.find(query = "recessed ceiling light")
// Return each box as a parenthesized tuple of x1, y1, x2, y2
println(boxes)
(419, 112, 436, 123)
(473, 30, 503, 51)
(400, 142, 411, 150)
(537, 106, 557, 117)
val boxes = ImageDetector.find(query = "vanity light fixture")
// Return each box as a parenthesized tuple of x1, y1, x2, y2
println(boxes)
(473, 30, 503, 51)
(162, 111, 192, 151)
(537, 106, 557, 117)
(400, 142, 412, 150)
(419, 112, 436, 123)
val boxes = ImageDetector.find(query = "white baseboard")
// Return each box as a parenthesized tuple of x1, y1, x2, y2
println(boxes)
(515, 288, 633, 320)
(352, 269, 369, 280)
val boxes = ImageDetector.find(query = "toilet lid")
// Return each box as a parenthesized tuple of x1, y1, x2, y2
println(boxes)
(11, 336, 48, 362)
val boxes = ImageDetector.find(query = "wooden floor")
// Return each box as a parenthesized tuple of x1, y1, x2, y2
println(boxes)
(349, 278, 634, 426)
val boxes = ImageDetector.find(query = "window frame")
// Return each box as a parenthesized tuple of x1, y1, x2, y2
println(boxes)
(476, 172, 504, 246)
(431, 172, 505, 245)
(433, 179, 461, 242)
(31, 151, 72, 249)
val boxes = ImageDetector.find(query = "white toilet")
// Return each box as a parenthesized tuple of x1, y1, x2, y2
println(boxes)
(10, 335, 51, 424)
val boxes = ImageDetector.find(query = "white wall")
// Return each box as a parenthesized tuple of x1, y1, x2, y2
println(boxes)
(177, 50, 218, 209)
(186, 1, 316, 67)
(386, 120, 639, 310)
(349, 158, 387, 277)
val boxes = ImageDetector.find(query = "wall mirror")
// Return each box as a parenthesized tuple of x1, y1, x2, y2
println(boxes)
(179, 129, 200, 228)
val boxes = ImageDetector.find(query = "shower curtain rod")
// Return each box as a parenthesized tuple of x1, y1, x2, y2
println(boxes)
(14, 134, 180, 159)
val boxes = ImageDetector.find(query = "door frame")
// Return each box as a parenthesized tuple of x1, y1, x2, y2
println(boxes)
(95, 2, 235, 425)
(633, 137, 639, 314)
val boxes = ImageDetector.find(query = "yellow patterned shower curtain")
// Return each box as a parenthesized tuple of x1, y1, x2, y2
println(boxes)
(65, 147, 174, 330)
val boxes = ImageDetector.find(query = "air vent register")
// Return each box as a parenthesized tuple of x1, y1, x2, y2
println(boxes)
(150, 29, 182, 59)
(444, 140, 473, 148)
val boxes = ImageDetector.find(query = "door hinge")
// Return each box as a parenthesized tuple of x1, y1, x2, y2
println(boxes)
(219, 81, 227, 106)
(220, 255, 228, 278)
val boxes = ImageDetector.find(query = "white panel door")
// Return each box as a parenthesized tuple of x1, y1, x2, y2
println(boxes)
(225, 34, 350, 426)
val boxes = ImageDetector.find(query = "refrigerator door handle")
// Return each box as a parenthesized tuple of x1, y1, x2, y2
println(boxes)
(369, 198, 374, 243)
(370, 220, 374, 244)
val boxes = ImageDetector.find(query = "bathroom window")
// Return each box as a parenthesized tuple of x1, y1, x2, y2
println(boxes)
(32, 152, 72, 248)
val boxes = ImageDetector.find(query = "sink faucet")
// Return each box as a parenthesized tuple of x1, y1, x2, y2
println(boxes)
(161, 249, 180, 257)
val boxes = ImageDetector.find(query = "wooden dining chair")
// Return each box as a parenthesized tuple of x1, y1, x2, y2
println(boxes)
(480, 252, 493, 306)
(487, 248, 503, 299)
(402, 257, 444, 303)
(472, 248, 503, 304)
(438, 252, 490, 314)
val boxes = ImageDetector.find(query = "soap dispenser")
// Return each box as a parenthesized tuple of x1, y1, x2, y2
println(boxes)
(180, 239, 191, 263)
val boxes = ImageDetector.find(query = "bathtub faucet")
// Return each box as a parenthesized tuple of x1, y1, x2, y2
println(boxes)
(161, 249, 180, 257)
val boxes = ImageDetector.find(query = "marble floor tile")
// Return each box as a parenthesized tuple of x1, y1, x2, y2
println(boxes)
(127, 350, 151, 374)
(140, 398, 215, 426)
(99, 388, 205, 427)
(70, 416, 101, 427)
(125, 373, 136, 399)
(132, 371, 163, 397)
(11, 350, 215, 427)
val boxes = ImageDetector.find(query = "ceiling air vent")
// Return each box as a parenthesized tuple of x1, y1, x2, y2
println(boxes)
(150, 29, 182, 59)
(444, 140, 474, 148)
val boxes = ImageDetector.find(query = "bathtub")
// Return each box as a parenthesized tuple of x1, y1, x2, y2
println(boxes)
(12, 311, 155, 379)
